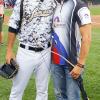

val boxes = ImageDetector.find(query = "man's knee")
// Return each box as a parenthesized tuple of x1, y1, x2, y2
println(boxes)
(54, 88, 67, 99)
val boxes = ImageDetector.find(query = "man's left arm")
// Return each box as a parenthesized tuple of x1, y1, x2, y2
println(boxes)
(70, 23, 91, 79)
(78, 24, 91, 64)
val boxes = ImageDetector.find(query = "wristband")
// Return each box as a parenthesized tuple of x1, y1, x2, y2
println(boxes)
(77, 62, 84, 68)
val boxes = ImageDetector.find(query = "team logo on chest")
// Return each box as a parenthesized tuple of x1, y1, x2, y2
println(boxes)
(53, 16, 65, 28)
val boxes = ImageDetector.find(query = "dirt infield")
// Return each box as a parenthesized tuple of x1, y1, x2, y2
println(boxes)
(4, 15, 100, 28)
(92, 15, 100, 28)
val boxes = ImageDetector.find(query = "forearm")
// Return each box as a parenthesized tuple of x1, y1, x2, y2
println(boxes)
(78, 24, 91, 65)
(7, 32, 16, 52)
(6, 32, 16, 63)
(78, 37, 91, 65)
(70, 24, 91, 79)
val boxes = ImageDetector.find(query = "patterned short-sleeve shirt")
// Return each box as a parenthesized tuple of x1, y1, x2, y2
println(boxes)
(9, 0, 56, 48)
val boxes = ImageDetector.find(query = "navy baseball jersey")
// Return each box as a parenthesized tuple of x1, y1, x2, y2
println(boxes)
(52, 0, 91, 65)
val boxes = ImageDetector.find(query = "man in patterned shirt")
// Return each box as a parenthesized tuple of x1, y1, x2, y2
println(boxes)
(6, 0, 56, 100)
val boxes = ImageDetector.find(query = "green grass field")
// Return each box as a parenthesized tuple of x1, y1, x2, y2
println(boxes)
(0, 6, 100, 100)
(90, 5, 100, 15)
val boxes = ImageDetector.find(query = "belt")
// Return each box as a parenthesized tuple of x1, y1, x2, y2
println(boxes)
(20, 43, 50, 52)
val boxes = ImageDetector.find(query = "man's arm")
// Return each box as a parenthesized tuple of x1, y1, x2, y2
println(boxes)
(70, 24, 91, 79)
(6, 32, 16, 64)
(78, 24, 91, 64)
(6, 0, 21, 63)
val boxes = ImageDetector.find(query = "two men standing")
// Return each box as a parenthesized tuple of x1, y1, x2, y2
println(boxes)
(5, 0, 91, 100)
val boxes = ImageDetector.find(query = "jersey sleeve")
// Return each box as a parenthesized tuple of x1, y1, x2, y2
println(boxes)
(8, 0, 21, 30)
(75, 1, 91, 26)
(77, 7, 91, 25)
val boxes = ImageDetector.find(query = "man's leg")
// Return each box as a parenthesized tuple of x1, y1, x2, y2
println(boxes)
(51, 64, 67, 100)
(65, 66, 80, 100)
(35, 48, 51, 100)
(9, 47, 36, 100)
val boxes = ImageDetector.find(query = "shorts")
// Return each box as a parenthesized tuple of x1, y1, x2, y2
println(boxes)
(0, 17, 3, 32)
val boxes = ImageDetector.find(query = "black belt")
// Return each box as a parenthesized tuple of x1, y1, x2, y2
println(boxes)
(20, 43, 50, 52)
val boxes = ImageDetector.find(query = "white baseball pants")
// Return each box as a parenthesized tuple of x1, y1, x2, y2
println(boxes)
(9, 47, 51, 100)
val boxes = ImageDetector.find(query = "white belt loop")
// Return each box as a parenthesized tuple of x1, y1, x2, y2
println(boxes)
(25, 45, 29, 50)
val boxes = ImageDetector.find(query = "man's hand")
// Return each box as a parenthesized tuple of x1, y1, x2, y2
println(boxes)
(70, 65, 84, 79)
(6, 49, 15, 64)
